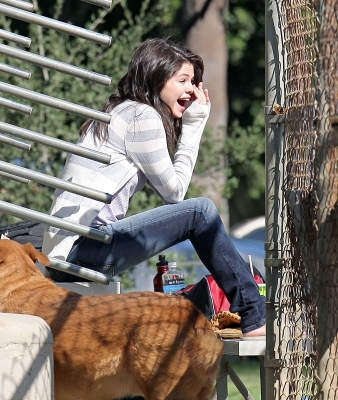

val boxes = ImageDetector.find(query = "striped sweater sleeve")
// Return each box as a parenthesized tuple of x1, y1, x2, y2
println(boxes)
(126, 102, 210, 203)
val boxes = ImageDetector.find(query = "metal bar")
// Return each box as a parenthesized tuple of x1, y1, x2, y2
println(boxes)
(0, 161, 112, 204)
(0, 44, 111, 86)
(80, 0, 112, 9)
(0, 171, 30, 183)
(0, 97, 32, 114)
(227, 363, 254, 399)
(216, 358, 229, 399)
(0, 4, 112, 46)
(0, 121, 111, 164)
(265, 0, 286, 398)
(259, 357, 266, 400)
(0, 61, 31, 79)
(0, 200, 112, 243)
(0, 132, 30, 149)
(0, 82, 111, 123)
(0, 0, 34, 12)
(48, 257, 110, 284)
(0, 28, 31, 47)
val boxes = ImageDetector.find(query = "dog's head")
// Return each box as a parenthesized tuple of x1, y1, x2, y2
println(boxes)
(0, 239, 50, 276)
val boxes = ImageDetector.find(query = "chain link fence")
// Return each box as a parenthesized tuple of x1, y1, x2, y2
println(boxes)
(266, 0, 338, 398)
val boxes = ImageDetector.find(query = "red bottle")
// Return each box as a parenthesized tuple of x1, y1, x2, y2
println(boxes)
(153, 255, 169, 292)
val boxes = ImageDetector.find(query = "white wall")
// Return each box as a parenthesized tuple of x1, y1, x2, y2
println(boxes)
(0, 313, 54, 400)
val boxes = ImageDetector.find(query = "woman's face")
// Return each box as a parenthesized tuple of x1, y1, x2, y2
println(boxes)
(160, 62, 195, 118)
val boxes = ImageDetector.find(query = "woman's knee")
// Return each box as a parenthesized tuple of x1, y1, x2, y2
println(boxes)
(192, 197, 218, 215)
(184, 197, 219, 223)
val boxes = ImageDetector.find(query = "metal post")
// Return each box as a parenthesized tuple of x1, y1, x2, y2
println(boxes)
(315, 0, 338, 397)
(0, 97, 32, 113)
(0, 82, 111, 123)
(0, 121, 111, 164)
(0, 200, 112, 243)
(0, 171, 30, 184)
(0, 161, 112, 204)
(0, 133, 30, 149)
(0, 4, 111, 46)
(48, 257, 110, 284)
(0, 44, 112, 85)
(265, 0, 286, 398)
(0, 62, 31, 79)
(0, 0, 34, 12)
(80, 0, 112, 8)
(0, 28, 31, 47)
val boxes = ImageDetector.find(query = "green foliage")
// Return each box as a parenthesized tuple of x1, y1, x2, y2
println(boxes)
(160, 0, 182, 27)
(227, 6, 257, 66)
(194, 126, 225, 177)
(225, 0, 266, 221)
(226, 0, 265, 127)
(127, 185, 164, 216)
(115, 268, 137, 291)
(225, 118, 265, 200)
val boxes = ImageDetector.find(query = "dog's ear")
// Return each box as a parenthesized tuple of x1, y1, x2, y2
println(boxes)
(23, 243, 50, 266)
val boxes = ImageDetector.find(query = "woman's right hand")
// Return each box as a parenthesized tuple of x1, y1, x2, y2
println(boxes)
(191, 82, 210, 105)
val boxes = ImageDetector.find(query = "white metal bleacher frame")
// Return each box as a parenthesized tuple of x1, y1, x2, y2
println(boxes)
(0, 0, 120, 294)
(215, 339, 266, 400)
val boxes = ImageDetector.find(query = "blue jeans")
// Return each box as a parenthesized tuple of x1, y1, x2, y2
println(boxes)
(49, 197, 265, 333)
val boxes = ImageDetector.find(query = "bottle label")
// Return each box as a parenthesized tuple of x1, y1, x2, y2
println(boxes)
(162, 278, 185, 295)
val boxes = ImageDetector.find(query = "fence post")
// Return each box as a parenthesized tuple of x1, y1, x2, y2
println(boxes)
(315, 0, 338, 396)
(265, 0, 286, 398)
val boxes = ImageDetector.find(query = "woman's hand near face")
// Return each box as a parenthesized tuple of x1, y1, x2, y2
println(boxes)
(191, 82, 210, 105)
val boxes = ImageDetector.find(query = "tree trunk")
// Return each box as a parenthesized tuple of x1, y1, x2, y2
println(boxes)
(182, 0, 229, 227)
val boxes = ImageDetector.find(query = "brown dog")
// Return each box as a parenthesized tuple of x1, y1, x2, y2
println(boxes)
(0, 239, 223, 400)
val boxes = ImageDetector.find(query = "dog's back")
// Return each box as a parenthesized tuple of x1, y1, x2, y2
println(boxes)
(0, 240, 223, 400)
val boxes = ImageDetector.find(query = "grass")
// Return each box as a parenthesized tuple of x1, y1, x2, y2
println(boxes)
(226, 356, 261, 399)
(124, 357, 262, 400)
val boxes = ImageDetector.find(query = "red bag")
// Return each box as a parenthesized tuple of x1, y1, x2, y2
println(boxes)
(175, 265, 264, 319)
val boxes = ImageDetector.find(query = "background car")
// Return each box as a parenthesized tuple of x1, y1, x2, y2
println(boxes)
(230, 216, 265, 241)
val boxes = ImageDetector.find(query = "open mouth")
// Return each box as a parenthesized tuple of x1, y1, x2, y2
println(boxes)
(177, 98, 190, 107)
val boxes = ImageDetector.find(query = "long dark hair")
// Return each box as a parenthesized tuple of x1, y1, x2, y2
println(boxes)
(80, 38, 204, 156)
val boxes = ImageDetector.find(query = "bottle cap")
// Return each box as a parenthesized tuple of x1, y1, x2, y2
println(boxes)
(168, 262, 177, 267)
(156, 255, 168, 267)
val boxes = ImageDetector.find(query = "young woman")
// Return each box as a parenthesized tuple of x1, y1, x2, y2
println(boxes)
(42, 38, 265, 337)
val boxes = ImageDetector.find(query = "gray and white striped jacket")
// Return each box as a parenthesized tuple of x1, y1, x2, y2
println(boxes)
(42, 99, 210, 260)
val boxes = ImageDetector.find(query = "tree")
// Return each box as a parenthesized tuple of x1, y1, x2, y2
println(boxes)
(167, 0, 266, 225)
(181, 0, 229, 227)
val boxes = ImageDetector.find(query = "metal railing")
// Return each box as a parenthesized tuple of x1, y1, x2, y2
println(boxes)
(0, 0, 113, 284)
